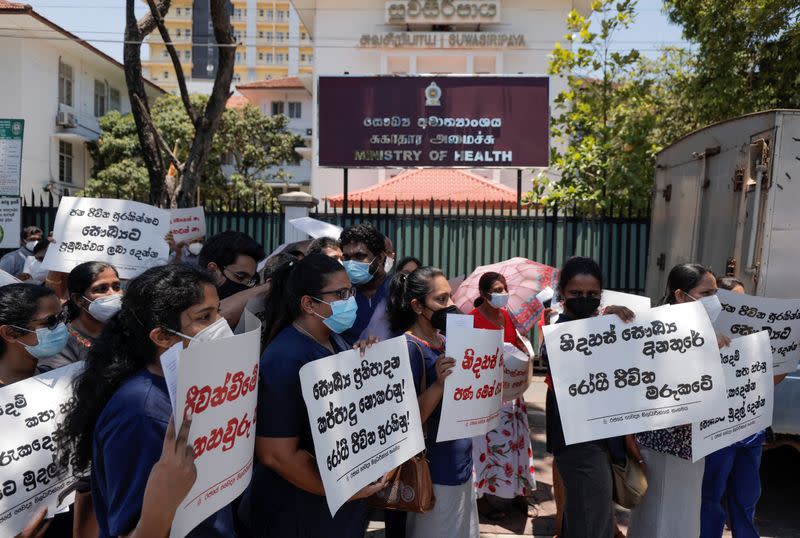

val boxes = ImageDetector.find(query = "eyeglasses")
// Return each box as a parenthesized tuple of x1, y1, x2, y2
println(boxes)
(12, 310, 69, 332)
(223, 267, 258, 288)
(316, 286, 357, 301)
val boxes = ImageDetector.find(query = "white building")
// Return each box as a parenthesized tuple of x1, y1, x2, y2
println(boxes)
(289, 0, 590, 201)
(227, 76, 313, 190)
(0, 1, 165, 198)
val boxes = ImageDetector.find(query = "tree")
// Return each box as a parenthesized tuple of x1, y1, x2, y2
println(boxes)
(664, 0, 800, 124)
(124, 0, 235, 207)
(84, 95, 303, 210)
(529, 0, 698, 213)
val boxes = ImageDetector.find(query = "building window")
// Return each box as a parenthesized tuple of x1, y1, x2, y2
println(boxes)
(58, 61, 73, 107)
(266, 31, 273, 42)
(185, 29, 191, 38)
(258, 31, 264, 39)
(233, 73, 241, 83)
(163, 71, 169, 79)
(267, 9, 273, 21)
(266, 53, 273, 64)
(109, 87, 121, 111)
(301, 32, 307, 40)
(176, 7, 181, 15)
(300, 54, 306, 63)
(258, 52, 264, 61)
(184, 50, 191, 60)
(176, 28, 182, 37)
(288, 102, 302, 119)
(59, 140, 73, 184)
(186, 7, 190, 15)
(271, 101, 284, 115)
(277, 10, 284, 21)
(276, 53, 284, 64)
(235, 8, 242, 19)
(235, 31, 242, 41)
(94, 79, 107, 117)
(277, 32, 284, 42)
(308, 54, 314, 63)
(259, 9, 264, 17)
(236, 52, 242, 64)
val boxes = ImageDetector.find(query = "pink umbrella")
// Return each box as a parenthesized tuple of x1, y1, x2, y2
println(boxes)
(452, 257, 559, 334)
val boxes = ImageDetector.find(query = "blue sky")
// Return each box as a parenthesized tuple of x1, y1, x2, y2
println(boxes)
(24, 0, 688, 64)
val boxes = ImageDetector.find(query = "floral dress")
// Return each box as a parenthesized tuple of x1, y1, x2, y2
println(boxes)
(470, 308, 537, 498)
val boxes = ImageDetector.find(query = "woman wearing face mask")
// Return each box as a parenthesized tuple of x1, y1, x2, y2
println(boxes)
(386, 266, 479, 538)
(0, 283, 71, 537)
(543, 257, 635, 538)
(468, 272, 537, 519)
(627, 263, 728, 538)
(240, 254, 382, 538)
(58, 264, 237, 538)
(37, 262, 122, 373)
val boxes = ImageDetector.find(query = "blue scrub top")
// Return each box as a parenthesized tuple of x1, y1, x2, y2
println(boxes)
(240, 325, 367, 538)
(405, 333, 473, 486)
(342, 276, 391, 345)
(91, 369, 235, 538)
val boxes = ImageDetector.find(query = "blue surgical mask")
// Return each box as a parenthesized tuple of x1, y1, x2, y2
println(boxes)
(489, 293, 510, 309)
(14, 323, 69, 359)
(343, 259, 374, 285)
(313, 295, 358, 334)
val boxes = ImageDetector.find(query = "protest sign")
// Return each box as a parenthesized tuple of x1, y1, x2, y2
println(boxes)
(502, 343, 531, 402)
(691, 331, 774, 461)
(0, 268, 19, 287)
(170, 311, 261, 538)
(0, 197, 20, 250)
(42, 197, 169, 279)
(437, 315, 505, 443)
(542, 302, 727, 445)
(714, 289, 800, 376)
(299, 337, 424, 517)
(0, 362, 83, 538)
(169, 207, 206, 244)
(289, 217, 342, 239)
(601, 290, 652, 313)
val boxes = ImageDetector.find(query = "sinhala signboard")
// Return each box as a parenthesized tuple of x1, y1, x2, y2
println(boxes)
(317, 76, 549, 169)
(0, 119, 24, 196)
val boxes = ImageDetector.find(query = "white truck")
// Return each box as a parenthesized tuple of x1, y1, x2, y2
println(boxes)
(645, 109, 800, 443)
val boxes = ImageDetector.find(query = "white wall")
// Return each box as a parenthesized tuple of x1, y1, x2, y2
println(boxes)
(308, 0, 576, 201)
(0, 14, 162, 199)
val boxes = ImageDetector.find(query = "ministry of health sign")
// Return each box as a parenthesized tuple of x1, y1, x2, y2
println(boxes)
(386, 1, 501, 25)
(317, 76, 549, 168)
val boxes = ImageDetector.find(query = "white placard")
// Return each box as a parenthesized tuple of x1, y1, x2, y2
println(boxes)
(169, 207, 206, 244)
(714, 289, 800, 375)
(437, 317, 504, 442)
(289, 217, 342, 239)
(601, 289, 652, 313)
(0, 362, 83, 537)
(691, 332, 774, 461)
(502, 343, 531, 402)
(543, 302, 728, 445)
(0, 197, 21, 250)
(0, 268, 19, 287)
(299, 337, 424, 517)
(42, 197, 169, 279)
(170, 312, 261, 538)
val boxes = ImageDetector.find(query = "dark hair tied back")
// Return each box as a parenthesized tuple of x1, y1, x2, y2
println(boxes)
(661, 263, 713, 305)
(387, 266, 444, 333)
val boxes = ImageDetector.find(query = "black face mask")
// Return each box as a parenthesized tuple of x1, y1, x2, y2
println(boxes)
(429, 305, 461, 334)
(217, 278, 250, 300)
(565, 296, 601, 319)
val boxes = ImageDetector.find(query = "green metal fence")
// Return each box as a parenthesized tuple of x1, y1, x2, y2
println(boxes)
(312, 199, 651, 295)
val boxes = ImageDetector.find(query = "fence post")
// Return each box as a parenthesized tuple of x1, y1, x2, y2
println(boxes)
(277, 192, 318, 244)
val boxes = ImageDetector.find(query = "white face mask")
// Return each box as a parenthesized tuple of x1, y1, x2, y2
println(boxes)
(170, 316, 234, 348)
(489, 293, 510, 309)
(25, 241, 38, 252)
(687, 293, 723, 323)
(188, 242, 203, 256)
(84, 294, 123, 323)
(384, 256, 395, 274)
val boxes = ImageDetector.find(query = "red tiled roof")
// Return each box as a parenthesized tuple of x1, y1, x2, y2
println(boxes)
(236, 76, 305, 90)
(327, 169, 518, 209)
(226, 95, 250, 109)
(0, 1, 27, 9)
